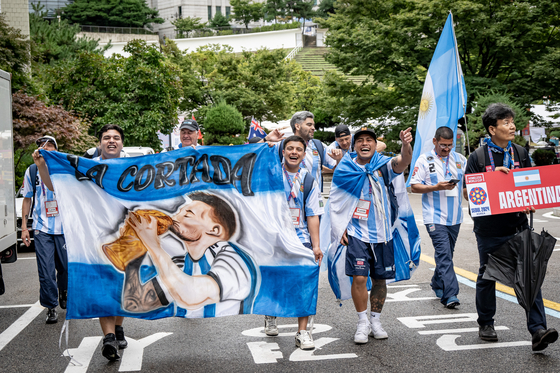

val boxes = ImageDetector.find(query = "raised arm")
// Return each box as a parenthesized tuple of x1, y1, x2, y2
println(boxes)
(390, 127, 413, 174)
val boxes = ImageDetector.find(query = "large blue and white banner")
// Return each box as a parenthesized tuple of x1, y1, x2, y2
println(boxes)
(42, 145, 319, 320)
(408, 13, 467, 186)
(325, 153, 421, 302)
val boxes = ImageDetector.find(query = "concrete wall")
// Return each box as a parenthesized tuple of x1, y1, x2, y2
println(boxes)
(172, 28, 300, 53)
(102, 40, 160, 58)
(77, 32, 160, 44)
(0, 0, 30, 37)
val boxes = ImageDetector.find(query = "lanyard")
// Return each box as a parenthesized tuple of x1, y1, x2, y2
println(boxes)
(436, 152, 453, 179)
(40, 181, 47, 197)
(283, 165, 301, 203)
(487, 146, 514, 171)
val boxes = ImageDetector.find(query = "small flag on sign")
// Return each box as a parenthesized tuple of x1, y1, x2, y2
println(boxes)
(513, 169, 541, 187)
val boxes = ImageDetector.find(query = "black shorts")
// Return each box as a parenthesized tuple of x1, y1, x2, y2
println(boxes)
(345, 235, 395, 279)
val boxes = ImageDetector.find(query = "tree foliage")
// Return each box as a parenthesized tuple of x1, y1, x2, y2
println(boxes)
(0, 13, 30, 91)
(209, 12, 231, 29)
(230, 0, 264, 29)
(12, 92, 97, 172)
(172, 16, 206, 38)
(62, 0, 164, 28)
(46, 40, 183, 150)
(204, 101, 246, 145)
(320, 0, 560, 145)
(315, 0, 336, 19)
(264, 0, 286, 23)
(30, 8, 106, 64)
(286, 0, 315, 28)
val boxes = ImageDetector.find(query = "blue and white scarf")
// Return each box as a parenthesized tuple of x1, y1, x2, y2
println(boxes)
(485, 138, 515, 170)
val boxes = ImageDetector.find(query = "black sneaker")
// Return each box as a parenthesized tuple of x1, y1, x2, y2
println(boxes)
(479, 325, 498, 341)
(115, 325, 128, 349)
(46, 308, 58, 324)
(101, 333, 120, 361)
(59, 290, 67, 310)
(532, 328, 559, 352)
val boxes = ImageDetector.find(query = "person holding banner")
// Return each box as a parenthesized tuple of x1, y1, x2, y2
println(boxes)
(410, 126, 466, 309)
(464, 103, 558, 351)
(23, 135, 68, 325)
(263, 136, 324, 350)
(331, 127, 412, 344)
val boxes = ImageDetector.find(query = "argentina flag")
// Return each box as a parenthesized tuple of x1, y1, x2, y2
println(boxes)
(407, 13, 467, 186)
(41, 145, 319, 320)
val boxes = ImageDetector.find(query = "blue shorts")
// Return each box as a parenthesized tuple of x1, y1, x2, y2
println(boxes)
(302, 242, 312, 250)
(345, 235, 395, 279)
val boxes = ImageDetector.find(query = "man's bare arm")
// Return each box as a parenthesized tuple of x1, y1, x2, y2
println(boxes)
(390, 128, 413, 174)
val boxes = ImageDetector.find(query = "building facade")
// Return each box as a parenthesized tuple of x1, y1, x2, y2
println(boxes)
(1, 0, 30, 36)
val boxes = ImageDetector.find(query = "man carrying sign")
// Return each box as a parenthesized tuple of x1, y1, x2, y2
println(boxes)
(410, 126, 466, 309)
(464, 103, 557, 351)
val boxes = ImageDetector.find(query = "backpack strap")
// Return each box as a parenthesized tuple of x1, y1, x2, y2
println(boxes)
(476, 143, 527, 171)
(311, 139, 325, 192)
(277, 139, 285, 162)
(512, 143, 528, 166)
(474, 145, 487, 171)
(29, 164, 38, 218)
(378, 164, 399, 226)
(302, 172, 316, 222)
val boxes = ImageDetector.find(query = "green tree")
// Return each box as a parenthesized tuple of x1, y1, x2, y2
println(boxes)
(315, 0, 336, 19)
(264, 0, 286, 24)
(0, 13, 30, 91)
(30, 7, 106, 64)
(320, 0, 560, 145)
(172, 16, 206, 38)
(286, 0, 315, 29)
(209, 12, 231, 29)
(230, 0, 264, 29)
(46, 40, 183, 150)
(62, 0, 164, 28)
(466, 92, 531, 148)
(204, 101, 246, 145)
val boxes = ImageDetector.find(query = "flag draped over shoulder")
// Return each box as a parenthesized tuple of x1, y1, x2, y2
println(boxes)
(42, 145, 319, 320)
(326, 153, 421, 302)
(408, 13, 467, 186)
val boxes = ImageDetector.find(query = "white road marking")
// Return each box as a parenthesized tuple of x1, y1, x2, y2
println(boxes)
(246, 342, 282, 364)
(119, 333, 173, 372)
(17, 257, 37, 260)
(386, 288, 438, 302)
(0, 304, 36, 308)
(0, 301, 43, 352)
(418, 326, 509, 335)
(398, 314, 479, 328)
(436, 334, 531, 351)
(542, 212, 560, 220)
(387, 284, 419, 288)
(64, 336, 102, 373)
(242, 323, 332, 338)
(289, 338, 357, 361)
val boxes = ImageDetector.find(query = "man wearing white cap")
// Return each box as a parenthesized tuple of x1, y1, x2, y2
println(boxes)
(21, 135, 67, 324)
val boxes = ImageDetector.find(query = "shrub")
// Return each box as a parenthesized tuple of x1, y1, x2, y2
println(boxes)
(204, 101, 246, 145)
(532, 149, 556, 166)
(313, 130, 335, 144)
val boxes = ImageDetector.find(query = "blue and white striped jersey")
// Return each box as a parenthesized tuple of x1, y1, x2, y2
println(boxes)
(22, 166, 64, 235)
(283, 168, 324, 244)
(346, 162, 400, 244)
(409, 149, 467, 226)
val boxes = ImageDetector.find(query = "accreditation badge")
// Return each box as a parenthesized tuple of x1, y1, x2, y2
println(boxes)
(290, 208, 301, 226)
(45, 200, 59, 217)
(352, 199, 371, 220)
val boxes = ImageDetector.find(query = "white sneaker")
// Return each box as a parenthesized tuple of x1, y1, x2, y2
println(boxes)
(370, 321, 388, 339)
(295, 330, 315, 350)
(354, 320, 371, 344)
(264, 316, 278, 336)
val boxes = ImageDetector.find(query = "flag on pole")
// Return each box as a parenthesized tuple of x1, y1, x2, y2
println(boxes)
(407, 13, 467, 186)
(248, 117, 267, 139)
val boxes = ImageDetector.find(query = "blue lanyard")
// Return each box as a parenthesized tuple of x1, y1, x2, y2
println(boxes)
(283, 165, 300, 202)
(436, 153, 453, 179)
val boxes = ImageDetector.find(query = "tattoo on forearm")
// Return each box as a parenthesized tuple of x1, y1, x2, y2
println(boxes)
(370, 280, 387, 313)
(391, 158, 399, 169)
(123, 255, 165, 312)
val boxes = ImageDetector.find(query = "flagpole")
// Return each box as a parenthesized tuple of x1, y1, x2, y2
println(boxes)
(463, 107, 471, 155)
(450, 11, 470, 155)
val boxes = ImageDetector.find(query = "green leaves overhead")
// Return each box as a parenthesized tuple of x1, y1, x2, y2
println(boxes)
(62, 0, 164, 28)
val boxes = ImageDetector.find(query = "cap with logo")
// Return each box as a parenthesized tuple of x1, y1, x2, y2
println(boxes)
(335, 124, 351, 138)
(179, 119, 199, 132)
(36, 135, 58, 150)
(352, 127, 377, 148)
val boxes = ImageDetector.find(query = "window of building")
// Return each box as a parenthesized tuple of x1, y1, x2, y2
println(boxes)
(208, 5, 212, 20)
(216, 6, 222, 15)
(178, 6, 182, 18)
(226, 6, 231, 18)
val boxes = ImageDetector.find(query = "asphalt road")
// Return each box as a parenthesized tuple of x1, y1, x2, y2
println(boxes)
(1, 193, 560, 373)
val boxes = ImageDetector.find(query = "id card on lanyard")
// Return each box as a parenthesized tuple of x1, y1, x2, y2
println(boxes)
(353, 199, 371, 220)
(41, 181, 60, 217)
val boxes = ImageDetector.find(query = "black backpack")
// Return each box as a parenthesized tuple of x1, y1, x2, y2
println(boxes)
(28, 164, 39, 218)
(377, 164, 399, 227)
(474, 143, 527, 171)
(301, 172, 315, 222)
(279, 139, 325, 192)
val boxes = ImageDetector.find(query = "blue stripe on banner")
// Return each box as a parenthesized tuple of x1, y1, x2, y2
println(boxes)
(203, 304, 216, 317)
(42, 144, 284, 202)
(198, 255, 210, 274)
(183, 255, 194, 275)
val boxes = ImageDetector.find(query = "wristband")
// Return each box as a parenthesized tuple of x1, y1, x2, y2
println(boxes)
(22, 229, 28, 232)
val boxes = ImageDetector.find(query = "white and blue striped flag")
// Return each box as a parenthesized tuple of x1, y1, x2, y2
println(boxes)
(407, 13, 467, 186)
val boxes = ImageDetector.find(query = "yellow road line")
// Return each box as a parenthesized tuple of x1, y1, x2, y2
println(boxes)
(420, 254, 560, 311)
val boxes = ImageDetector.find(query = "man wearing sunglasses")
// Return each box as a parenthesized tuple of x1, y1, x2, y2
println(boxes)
(21, 136, 67, 324)
(410, 126, 466, 309)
